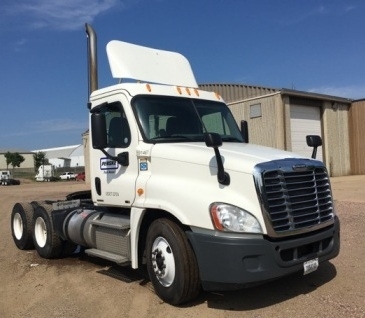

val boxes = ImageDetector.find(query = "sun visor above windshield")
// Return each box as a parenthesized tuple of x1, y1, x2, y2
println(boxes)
(106, 40, 198, 88)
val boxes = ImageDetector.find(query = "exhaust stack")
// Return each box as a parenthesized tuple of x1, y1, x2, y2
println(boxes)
(85, 23, 98, 97)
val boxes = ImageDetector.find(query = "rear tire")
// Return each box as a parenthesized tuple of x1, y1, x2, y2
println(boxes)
(33, 205, 63, 258)
(32, 204, 78, 258)
(146, 218, 200, 305)
(11, 202, 35, 250)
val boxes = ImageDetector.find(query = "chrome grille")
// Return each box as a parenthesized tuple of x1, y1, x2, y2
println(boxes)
(255, 159, 334, 235)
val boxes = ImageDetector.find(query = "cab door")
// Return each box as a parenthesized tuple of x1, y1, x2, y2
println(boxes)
(91, 100, 138, 207)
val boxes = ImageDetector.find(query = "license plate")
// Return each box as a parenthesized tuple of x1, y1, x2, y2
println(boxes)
(303, 258, 319, 275)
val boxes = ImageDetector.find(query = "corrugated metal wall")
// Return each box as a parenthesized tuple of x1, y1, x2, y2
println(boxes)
(229, 93, 285, 150)
(349, 100, 365, 175)
(226, 89, 352, 177)
(199, 84, 278, 103)
(321, 102, 351, 177)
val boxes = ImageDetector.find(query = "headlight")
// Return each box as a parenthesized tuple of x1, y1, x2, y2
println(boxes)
(210, 203, 262, 233)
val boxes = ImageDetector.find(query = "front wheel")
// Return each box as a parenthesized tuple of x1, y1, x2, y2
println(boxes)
(146, 218, 200, 305)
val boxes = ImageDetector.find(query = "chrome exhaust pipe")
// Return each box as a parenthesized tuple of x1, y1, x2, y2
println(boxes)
(85, 23, 98, 96)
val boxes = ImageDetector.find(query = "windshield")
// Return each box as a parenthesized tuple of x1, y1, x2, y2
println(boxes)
(133, 96, 243, 143)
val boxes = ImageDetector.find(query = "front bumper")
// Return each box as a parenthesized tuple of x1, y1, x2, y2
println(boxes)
(186, 216, 340, 291)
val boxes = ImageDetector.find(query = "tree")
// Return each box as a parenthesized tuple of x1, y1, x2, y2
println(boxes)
(33, 152, 49, 172)
(4, 152, 12, 169)
(5, 152, 25, 170)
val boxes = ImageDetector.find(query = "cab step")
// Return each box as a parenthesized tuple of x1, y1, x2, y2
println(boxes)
(85, 248, 130, 265)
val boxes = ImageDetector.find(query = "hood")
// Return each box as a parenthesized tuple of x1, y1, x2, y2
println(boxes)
(150, 142, 305, 174)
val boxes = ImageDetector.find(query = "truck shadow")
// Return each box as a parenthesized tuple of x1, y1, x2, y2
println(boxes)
(198, 261, 337, 310)
(72, 253, 337, 310)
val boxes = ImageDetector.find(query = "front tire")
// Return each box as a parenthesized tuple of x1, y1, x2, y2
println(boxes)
(146, 218, 200, 305)
(11, 202, 35, 250)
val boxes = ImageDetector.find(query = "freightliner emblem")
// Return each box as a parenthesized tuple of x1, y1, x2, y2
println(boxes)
(292, 164, 307, 171)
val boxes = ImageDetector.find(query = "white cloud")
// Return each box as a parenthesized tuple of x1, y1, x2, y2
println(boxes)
(4, 0, 124, 31)
(345, 5, 356, 13)
(30, 119, 86, 132)
(279, 5, 327, 26)
(14, 38, 28, 52)
(2, 119, 86, 138)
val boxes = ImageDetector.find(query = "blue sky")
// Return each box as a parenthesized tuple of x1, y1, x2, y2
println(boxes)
(1, 0, 364, 150)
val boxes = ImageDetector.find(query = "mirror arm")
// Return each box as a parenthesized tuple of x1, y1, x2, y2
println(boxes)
(98, 149, 129, 166)
(213, 147, 230, 185)
(311, 147, 318, 159)
(204, 133, 230, 186)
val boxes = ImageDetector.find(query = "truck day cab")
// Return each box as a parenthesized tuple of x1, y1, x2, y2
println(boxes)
(10, 24, 340, 305)
(1, 170, 20, 186)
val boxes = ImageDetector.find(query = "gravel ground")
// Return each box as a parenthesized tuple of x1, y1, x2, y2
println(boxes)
(0, 179, 364, 318)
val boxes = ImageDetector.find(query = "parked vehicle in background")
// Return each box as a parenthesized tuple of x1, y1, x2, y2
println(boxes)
(76, 172, 85, 181)
(1, 170, 13, 181)
(0, 170, 20, 186)
(59, 172, 76, 180)
(35, 165, 55, 182)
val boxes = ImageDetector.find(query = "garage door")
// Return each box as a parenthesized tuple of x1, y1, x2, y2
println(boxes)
(290, 104, 323, 161)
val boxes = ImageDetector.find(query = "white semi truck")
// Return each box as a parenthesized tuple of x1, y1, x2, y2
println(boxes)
(10, 24, 340, 305)
(1, 170, 13, 185)
(1, 170, 20, 186)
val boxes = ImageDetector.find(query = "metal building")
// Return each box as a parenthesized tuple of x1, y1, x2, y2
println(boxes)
(199, 84, 352, 177)
(32, 144, 85, 168)
(349, 99, 365, 175)
(0, 149, 35, 170)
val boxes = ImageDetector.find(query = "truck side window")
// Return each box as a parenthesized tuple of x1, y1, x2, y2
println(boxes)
(104, 103, 131, 148)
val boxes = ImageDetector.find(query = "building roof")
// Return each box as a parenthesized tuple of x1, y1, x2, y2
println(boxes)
(32, 145, 81, 160)
(280, 88, 353, 103)
(199, 83, 279, 103)
(0, 149, 34, 154)
(199, 83, 353, 104)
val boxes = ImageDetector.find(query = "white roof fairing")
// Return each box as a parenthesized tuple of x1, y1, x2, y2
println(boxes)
(106, 40, 198, 88)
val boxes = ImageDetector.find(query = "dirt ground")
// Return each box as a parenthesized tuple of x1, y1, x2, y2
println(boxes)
(0, 177, 364, 318)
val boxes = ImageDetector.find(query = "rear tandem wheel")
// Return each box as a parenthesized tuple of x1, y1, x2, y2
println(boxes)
(11, 202, 35, 250)
(32, 204, 77, 258)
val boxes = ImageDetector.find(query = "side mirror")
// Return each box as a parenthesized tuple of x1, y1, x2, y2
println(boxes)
(91, 112, 108, 149)
(204, 132, 222, 148)
(306, 135, 322, 159)
(240, 120, 249, 143)
(205, 133, 230, 186)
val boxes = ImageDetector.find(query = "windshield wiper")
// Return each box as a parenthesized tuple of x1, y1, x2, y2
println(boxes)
(221, 137, 243, 142)
(151, 135, 194, 141)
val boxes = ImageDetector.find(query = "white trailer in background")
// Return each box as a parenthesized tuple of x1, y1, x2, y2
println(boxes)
(35, 165, 54, 182)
